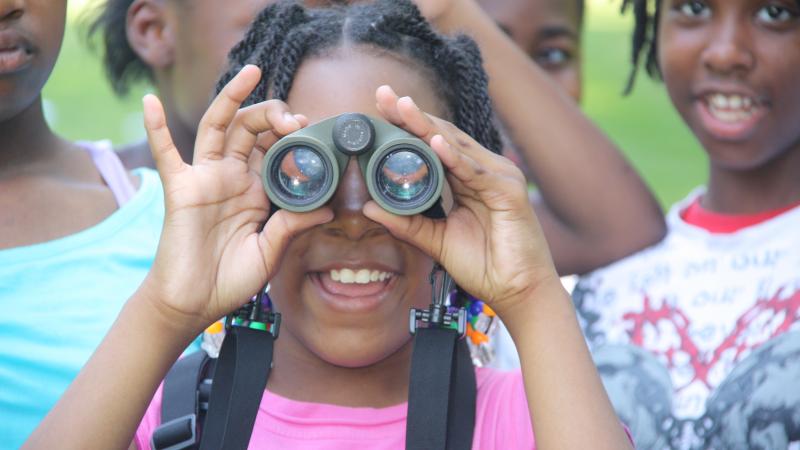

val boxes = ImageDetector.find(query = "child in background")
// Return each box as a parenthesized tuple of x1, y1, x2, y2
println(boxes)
(574, 1, 800, 448)
(25, 2, 634, 449)
(471, 0, 585, 368)
(89, 0, 665, 278)
(0, 0, 168, 447)
(476, 0, 583, 100)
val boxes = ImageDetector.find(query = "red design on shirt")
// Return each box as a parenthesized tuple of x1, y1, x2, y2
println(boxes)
(681, 198, 800, 234)
(623, 288, 800, 390)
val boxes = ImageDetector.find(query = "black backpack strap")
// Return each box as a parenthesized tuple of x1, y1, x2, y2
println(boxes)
(407, 266, 477, 450)
(448, 339, 477, 450)
(198, 324, 275, 450)
(151, 351, 211, 450)
(406, 329, 476, 450)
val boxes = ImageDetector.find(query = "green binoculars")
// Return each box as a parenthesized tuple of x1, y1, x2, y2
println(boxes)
(262, 113, 445, 216)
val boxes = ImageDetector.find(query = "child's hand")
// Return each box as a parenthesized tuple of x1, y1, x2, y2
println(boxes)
(141, 65, 333, 334)
(365, 86, 561, 317)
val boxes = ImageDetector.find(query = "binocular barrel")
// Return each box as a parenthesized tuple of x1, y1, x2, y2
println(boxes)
(262, 113, 445, 216)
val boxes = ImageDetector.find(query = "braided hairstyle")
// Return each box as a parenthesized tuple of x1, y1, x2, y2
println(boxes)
(623, 0, 800, 94)
(86, 0, 148, 95)
(621, 0, 661, 95)
(215, 0, 502, 154)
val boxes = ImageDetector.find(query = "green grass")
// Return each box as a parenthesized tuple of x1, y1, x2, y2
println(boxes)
(42, 0, 707, 209)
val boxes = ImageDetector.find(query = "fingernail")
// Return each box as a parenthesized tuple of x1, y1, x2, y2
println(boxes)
(284, 112, 299, 125)
(401, 96, 420, 110)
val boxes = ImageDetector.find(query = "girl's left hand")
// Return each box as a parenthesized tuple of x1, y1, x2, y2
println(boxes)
(364, 86, 560, 316)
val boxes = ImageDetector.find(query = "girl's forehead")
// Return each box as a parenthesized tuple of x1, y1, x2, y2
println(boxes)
(285, 49, 448, 124)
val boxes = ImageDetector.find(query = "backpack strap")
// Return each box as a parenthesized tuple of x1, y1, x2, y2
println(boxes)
(151, 351, 212, 450)
(448, 339, 477, 450)
(198, 323, 276, 450)
(406, 267, 476, 450)
(406, 329, 476, 450)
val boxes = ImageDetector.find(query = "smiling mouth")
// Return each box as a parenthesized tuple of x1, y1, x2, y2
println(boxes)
(697, 92, 768, 140)
(310, 268, 399, 312)
(705, 93, 760, 122)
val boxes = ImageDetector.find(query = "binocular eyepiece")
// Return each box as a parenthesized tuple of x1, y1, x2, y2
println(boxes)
(262, 113, 445, 216)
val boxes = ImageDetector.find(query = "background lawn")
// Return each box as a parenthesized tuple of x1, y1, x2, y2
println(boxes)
(44, 0, 707, 209)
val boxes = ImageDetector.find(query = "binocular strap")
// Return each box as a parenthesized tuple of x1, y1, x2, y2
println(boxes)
(198, 326, 275, 450)
(406, 328, 477, 450)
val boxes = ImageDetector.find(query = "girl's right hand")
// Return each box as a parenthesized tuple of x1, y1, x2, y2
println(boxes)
(140, 65, 333, 336)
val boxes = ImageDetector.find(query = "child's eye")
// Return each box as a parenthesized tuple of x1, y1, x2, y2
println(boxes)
(756, 4, 798, 24)
(677, 1, 711, 18)
(534, 48, 572, 69)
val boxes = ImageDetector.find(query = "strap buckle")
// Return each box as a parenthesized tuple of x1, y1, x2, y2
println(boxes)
(150, 414, 197, 450)
(226, 284, 281, 338)
(409, 264, 467, 337)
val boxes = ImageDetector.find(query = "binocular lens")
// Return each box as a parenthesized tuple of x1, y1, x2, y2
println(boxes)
(377, 149, 432, 203)
(276, 146, 328, 201)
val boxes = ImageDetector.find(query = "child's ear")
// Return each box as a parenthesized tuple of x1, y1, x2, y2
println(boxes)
(126, 0, 176, 70)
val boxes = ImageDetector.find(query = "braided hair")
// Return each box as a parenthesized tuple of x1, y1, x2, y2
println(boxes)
(621, 0, 661, 95)
(623, 0, 800, 94)
(215, 0, 502, 154)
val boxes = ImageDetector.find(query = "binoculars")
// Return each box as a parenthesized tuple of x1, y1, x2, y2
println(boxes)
(262, 113, 445, 216)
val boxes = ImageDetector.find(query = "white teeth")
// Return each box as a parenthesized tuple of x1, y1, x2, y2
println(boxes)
(355, 269, 371, 284)
(706, 93, 759, 123)
(339, 268, 355, 283)
(711, 94, 728, 109)
(329, 269, 393, 284)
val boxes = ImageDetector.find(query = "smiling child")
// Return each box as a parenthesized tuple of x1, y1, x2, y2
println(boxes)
(574, 1, 800, 448)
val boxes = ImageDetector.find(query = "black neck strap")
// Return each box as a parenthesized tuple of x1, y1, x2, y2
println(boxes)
(406, 329, 476, 450)
(199, 325, 275, 450)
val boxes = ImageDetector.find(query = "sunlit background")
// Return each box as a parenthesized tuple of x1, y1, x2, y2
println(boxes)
(44, 0, 706, 209)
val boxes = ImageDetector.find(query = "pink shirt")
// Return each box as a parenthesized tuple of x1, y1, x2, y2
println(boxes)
(135, 368, 535, 449)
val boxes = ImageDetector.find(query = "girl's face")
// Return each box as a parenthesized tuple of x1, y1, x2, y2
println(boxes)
(477, 0, 582, 101)
(0, 0, 66, 121)
(658, 0, 800, 170)
(268, 48, 448, 368)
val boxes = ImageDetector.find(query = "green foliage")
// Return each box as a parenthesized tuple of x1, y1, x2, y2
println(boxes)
(42, 0, 705, 209)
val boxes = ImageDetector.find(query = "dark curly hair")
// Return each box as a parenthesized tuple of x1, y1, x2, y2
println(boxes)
(215, 0, 502, 154)
(86, 0, 145, 96)
(622, 0, 800, 94)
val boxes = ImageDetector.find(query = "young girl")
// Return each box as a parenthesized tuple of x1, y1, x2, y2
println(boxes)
(574, 1, 800, 448)
(25, 2, 633, 448)
(0, 1, 170, 447)
(90, 0, 664, 277)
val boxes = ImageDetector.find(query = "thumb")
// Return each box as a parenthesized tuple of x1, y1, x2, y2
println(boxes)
(362, 201, 444, 261)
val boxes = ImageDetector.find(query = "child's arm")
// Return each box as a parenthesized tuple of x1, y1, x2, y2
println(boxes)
(367, 91, 634, 450)
(23, 66, 333, 450)
(416, 0, 665, 275)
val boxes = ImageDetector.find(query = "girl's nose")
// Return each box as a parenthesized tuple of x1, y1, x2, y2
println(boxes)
(325, 158, 382, 241)
(701, 15, 755, 77)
